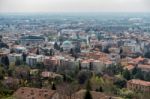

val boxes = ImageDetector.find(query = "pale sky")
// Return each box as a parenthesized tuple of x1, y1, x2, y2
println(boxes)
(0, 0, 150, 13)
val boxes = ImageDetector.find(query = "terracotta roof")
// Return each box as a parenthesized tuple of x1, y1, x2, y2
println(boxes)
(128, 79, 150, 87)
(75, 90, 119, 99)
(124, 65, 135, 70)
(138, 64, 150, 69)
(41, 71, 62, 78)
(128, 57, 144, 64)
(13, 87, 56, 99)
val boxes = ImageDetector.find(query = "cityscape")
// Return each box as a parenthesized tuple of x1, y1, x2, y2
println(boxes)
(0, 0, 150, 99)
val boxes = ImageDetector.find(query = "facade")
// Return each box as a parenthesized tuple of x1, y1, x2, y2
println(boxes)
(8, 53, 23, 63)
(61, 40, 74, 51)
(138, 64, 150, 72)
(127, 79, 150, 92)
(13, 87, 57, 99)
(13, 45, 27, 53)
(26, 55, 44, 67)
(20, 35, 45, 46)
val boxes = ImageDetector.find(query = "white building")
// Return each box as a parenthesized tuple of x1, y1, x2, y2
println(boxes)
(26, 55, 44, 66)
(61, 41, 74, 51)
(8, 53, 23, 63)
(13, 45, 27, 53)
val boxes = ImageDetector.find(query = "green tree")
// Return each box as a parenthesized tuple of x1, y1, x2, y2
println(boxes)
(22, 53, 27, 63)
(50, 49, 55, 56)
(144, 72, 150, 81)
(99, 86, 103, 92)
(84, 90, 93, 99)
(144, 51, 150, 58)
(54, 42, 60, 50)
(134, 69, 144, 80)
(78, 70, 92, 84)
(36, 62, 44, 70)
(51, 83, 56, 90)
(86, 80, 92, 91)
(0, 67, 5, 80)
(36, 48, 40, 55)
(1, 56, 9, 69)
(132, 66, 138, 75)
(15, 59, 22, 66)
(122, 69, 131, 80)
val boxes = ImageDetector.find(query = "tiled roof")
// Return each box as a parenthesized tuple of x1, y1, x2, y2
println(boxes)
(128, 79, 150, 87)
(13, 87, 56, 99)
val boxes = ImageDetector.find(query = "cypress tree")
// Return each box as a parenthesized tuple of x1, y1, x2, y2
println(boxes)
(84, 90, 92, 99)
(51, 83, 56, 90)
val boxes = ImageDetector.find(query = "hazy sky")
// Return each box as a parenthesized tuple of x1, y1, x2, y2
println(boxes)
(0, 0, 150, 13)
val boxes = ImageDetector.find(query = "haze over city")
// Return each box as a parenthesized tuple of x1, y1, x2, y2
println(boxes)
(1, 0, 150, 99)
(0, 0, 150, 13)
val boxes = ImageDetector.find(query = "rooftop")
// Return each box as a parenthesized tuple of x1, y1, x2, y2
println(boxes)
(13, 87, 56, 99)
(128, 79, 150, 87)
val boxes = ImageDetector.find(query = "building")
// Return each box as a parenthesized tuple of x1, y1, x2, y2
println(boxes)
(12, 45, 27, 53)
(44, 56, 59, 67)
(41, 71, 63, 82)
(13, 87, 119, 99)
(13, 87, 58, 99)
(60, 58, 79, 70)
(75, 90, 119, 99)
(61, 40, 74, 51)
(8, 53, 23, 63)
(20, 35, 45, 46)
(138, 64, 150, 72)
(26, 55, 44, 67)
(127, 79, 150, 92)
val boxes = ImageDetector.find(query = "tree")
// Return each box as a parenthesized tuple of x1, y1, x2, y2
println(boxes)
(132, 67, 144, 80)
(60, 48, 63, 52)
(78, 70, 92, 84)
(122, 69, 131, 80)
(51, 83, 56, 90)
(134, 69, 144, 80)
(89, 62, 93, 70)
(144, 51, 150, 58)
(0, 67, 5, 80)
(36, 48, 40, 55)
(96, 86, 103, 92)
(36, 62, 44, 70)
(0, 35, 2, 42)
(75, 46, 81, 53)
(70, 48, 74, 55)
(15, 59, 22, 66)
(144, 72, 150, 81)
(22, 53, 27, 63)
(86, 80, 92, 91)
(99, 86, 103, 92)
(1, 56, 9, 69)
(50, 49, 55, 56)
(84, 90, 93, 99)
(54, 42, 60, 50)
(84, 80, 93, 99)
(132, 67, 138, 75)
(103, 64, 123, 75)
(114, 78, 126, 88)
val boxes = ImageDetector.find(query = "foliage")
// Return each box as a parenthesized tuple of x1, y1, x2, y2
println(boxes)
(1, 56, 9, 69)
(78, 70, 92, 84)
(122, 69, 131, 80)
(84, 90, 93, 99)
(54, 42, 60, 50)
(86, 80, 92, 91)
(103, 64, 123, 76)
(113, 77, 126, 89)
(119, 88, 134, 99)
(51, 82, 56, 90)
(144, 51, 150, 58)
